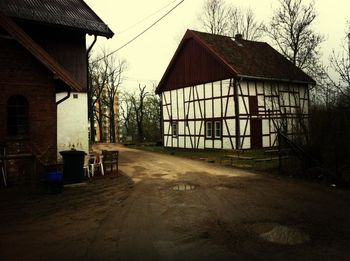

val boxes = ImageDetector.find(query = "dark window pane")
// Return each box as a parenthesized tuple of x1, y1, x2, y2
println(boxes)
(7, 95, 29, 136)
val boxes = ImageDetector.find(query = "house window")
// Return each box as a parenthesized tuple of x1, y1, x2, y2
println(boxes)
(214, 121, 222, 138)
(206, 120, 222, 139)
(7, 95, 29, 136)
(206, 121, 212, 138)
(172, 122, 178, 137)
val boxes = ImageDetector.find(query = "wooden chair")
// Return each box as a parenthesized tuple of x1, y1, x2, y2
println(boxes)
(102, 150, 119, 174)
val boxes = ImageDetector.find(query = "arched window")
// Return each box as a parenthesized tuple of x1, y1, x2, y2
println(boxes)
(7, 95, 29, 136)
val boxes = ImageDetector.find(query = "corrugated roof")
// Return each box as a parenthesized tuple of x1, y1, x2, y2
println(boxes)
(0, 0, 113, 38)
(192, 30, 314, 83)
(156, 30, 315, 94)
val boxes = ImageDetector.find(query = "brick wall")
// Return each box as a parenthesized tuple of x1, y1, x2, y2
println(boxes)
(0, 38, 57, 180)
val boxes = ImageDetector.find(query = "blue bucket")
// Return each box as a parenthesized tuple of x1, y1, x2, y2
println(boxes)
(47, 171, 63, 182)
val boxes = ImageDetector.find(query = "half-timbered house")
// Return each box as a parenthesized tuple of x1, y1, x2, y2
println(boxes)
(0, 0, 113, 182)
(156, 30, 315, 150)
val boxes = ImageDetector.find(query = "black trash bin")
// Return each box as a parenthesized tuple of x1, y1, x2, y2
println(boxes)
(60, 150, 86, 183)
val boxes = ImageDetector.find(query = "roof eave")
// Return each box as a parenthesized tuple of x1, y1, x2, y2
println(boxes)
(13, 16, 114, 39)
(156, 29, 239, 94)
(237, 74, 316, 85)
(0, 12, 82, 92)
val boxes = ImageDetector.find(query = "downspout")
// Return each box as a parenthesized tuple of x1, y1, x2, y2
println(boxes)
(56, 85, 71, 105)
(86, 35, 97, 141)
(87, 35, 97, 93)
(233, 78, 241, 149)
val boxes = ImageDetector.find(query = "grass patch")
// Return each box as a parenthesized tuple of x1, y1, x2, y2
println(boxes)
(129, 145, 279, 174)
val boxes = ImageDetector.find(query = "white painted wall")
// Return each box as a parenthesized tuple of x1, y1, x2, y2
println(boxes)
(162, 78, 309, 149)
(56, 92, 89, 160)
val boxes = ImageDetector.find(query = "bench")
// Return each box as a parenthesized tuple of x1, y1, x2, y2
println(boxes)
(221, 150, 253, 165)
(102, 150, 119, 174)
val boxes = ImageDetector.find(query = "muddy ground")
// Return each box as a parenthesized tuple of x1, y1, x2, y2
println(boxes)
(1, 143, 350, 260)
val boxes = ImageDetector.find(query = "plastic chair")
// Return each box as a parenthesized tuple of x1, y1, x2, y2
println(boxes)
(94, 153, 104, 176)
(83, 155, 94, 178)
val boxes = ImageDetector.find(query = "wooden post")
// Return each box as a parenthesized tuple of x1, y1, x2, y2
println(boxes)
(278, 131, 282, 175)
(233, 78, 240, 150)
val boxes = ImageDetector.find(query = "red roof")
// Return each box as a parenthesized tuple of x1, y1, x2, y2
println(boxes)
(156, 30, 315, 94)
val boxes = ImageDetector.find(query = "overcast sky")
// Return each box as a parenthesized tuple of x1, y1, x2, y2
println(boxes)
(84, 0, 350, 92)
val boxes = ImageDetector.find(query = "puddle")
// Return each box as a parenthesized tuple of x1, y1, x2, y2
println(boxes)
(258, 224, 310, 245)
(171, 184, 196, 191)
(214, 186, 229, 190)
(214, 184, 245, 190)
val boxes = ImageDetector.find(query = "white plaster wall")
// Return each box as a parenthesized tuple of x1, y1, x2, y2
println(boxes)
(179, 137, 185, 148)
(223, 138, 232, 149)
(241, 138, 250, 149)
(214, 140, 221, 149)
(205, 100, 212, 117)
(213, 81, 221, 97)
(171, 90, 177, 118)
(249, 84, 256, 95)
(240, 82, 249, 95)
(163, 105, 169, 120)
(262, 119, 269, 135)
(204, 83, 212, 98)
(56, 92, 89, 160)
(161, 78, 313, 150)
(213, 98, 221, 118)
(178, 89, 184, 119)
(197, 137, 205, 149)
(205, 139, 212, 148)
(185, 137, 191, 148)
(197, 84, 204, 99)
(263, 136, 270, 147)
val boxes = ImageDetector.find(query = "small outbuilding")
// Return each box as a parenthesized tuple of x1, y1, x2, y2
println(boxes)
(156, 30, 315, 150)
(0, 0, 113, 183)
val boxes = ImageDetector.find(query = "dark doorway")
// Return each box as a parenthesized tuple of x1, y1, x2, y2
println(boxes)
(250, 118, 262, 149)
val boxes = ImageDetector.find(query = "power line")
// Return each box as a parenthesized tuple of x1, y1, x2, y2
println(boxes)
(118, 0, 178, 35)
(124, 76, 157, 82)
(95, 0, 185, 63)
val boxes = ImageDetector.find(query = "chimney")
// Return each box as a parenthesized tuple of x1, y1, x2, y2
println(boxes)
(235, 34, 243, 41)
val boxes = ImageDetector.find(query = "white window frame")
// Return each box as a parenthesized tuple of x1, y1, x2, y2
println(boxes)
(206, 121, 212, 138)
(214, 121, 221, 138)
(172, 122, 178, 138)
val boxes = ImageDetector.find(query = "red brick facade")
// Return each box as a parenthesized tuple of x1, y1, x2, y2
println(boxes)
(0, 23, 87, 182)
(0, 37, 57, 178)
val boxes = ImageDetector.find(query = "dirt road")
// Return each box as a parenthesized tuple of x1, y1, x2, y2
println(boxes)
(1, 144, 350, 260)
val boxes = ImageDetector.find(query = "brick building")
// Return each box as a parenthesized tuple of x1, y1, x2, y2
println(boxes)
(0, 0, 113, 184)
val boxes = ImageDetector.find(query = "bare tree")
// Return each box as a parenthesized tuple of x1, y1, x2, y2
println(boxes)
(120, 92, 136, 140)
(265, 0, 323, 73)
(228, 7, 264, 40)
(120, 85, 161, 143)
(198, 0, 264, 40)
(89, 50, 126, 142)
(89, 53, 108, 141)
(130, 85, 149, 143)
(198, 0, 230, 35)
(329, 38, 350, 101)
